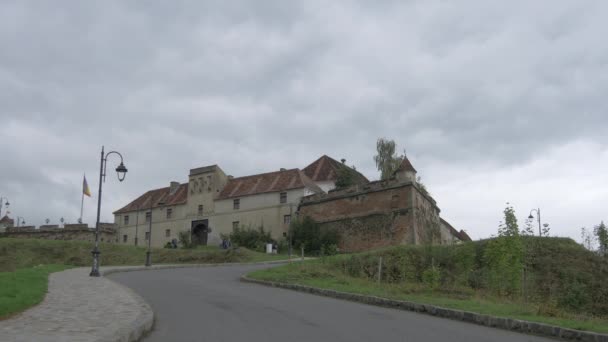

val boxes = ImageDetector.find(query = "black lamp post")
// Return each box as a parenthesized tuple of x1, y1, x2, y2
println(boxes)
(16, 216, 25, 227)
(134, 204, 140, 246)
(145, 198, 164, 266)
(90, 146, 128, 277)
(528, 208, 542, 237)
(0, 196, 9, 217)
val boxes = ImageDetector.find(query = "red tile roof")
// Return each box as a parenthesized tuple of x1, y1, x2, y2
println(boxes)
(113, 183, 188, 214)
(217, 168, 321, 200)
(0, 215, 14, 225)
(396, 156, 417, 173)
(303, 155, 369, 184)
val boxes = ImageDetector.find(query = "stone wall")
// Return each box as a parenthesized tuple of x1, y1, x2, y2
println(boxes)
(299, 179, 443, 252)
(1, 223, 118, 243)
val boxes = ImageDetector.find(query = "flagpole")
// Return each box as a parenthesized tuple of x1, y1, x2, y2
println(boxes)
(80, 190, 84, 223)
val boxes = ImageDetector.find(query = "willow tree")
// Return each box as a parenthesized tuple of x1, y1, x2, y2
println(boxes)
(373, 138, 403, 180)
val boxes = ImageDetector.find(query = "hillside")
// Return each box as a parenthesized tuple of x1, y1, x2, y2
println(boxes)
(0, 238, 284, 272)
(250, 236, 608, 332)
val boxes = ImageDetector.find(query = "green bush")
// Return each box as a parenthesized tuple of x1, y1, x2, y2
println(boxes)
(178, 231, 192, 249)
(422, 265, 441, 290)
(229, 225, 272, 251)
(333, 236, 608, 316)
(290, 216, 340, 255)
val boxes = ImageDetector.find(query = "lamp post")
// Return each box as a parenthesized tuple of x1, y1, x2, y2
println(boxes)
(90, 146, 128, 277)
(145, 198, 164, 266)
(0, 196, 9, 217)
(16, 216, 25, 227)
(528, 208, 542, 237)
(134, 204, 140, 246)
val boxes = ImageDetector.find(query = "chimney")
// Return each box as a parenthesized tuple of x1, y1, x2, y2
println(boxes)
(280, 168, 286, 171)
(169, 181, 180, 195)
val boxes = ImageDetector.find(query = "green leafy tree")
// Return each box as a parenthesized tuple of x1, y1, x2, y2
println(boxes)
(290, 216, 340, 255)
(581, 227, 596, 251)
(373, 138, 404, 180)
(484, 203, 523, 296)
(594, 221, 608, 257)
(335, 165, 355, 189)
(498, 203, 519, 237)
(521, 216, 535, 236)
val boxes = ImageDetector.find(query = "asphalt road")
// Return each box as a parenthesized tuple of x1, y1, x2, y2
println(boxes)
(109, 264, 555, 342)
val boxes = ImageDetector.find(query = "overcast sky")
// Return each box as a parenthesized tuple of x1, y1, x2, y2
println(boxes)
(1, 1, 606, 241)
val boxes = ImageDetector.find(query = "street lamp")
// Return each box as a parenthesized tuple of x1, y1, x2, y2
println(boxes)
(134, 204, 140, 246)
(90, 146, 128, 277)
(145, 198, 165, 266)
(0, 196, 9, 217)
(16, 216, 25, 227)
(528, 208, 542, 237)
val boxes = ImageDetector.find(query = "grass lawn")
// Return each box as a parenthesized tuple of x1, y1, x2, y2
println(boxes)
(0, 264, 72, 319)
(0, 238, 290, 272)
(249, 260, 608, 334)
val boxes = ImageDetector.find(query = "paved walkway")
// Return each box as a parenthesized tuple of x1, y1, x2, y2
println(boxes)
(0, 267, 153, 342)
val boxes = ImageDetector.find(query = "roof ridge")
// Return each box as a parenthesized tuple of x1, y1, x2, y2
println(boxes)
(230, 168, 300, 181)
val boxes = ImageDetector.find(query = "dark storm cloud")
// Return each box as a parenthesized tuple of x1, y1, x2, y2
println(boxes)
(1, 0, 607, 239)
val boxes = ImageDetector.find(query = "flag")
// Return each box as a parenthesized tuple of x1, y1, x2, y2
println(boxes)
(83, 175, 91, 197)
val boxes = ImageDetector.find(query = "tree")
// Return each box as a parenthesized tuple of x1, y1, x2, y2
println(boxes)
(522, 216, 535, 236)
(594, 221, 608, 257)
(581, 227, 596, 251)
(290, 216, 340, 255)
(484, 203, 523, 296)
(335, 165, 355, 189)
(498, 203, 519, 237)
(373, 138, 404, 180)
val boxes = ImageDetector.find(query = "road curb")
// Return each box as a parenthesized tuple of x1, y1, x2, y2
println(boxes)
(99, 272, 154, 342)
(240, 276, 608, 342)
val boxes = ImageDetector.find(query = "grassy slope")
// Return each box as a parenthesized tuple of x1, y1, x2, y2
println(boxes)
(0, 238, 287, 319)
(0, 264, 72, 319)
(249, 245, 608, 334)
(0, 238, 287, 272)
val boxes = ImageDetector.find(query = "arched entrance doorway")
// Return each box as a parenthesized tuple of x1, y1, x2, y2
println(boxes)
(191, 219, 210, 246)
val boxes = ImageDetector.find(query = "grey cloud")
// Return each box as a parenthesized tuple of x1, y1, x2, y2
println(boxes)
(1, 1, 607, 239)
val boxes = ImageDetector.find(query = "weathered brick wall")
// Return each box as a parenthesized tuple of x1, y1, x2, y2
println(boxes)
(318, 210, 413, 252)
(299, 178, 445, 252)
(299, 181, 420, 252)
(412, 190, 441, 244)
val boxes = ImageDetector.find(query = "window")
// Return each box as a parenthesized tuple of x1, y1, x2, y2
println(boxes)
(284, 215, 291, 225)
(124, 215, 129, 226)
(166, 208, 173, 219)
(280, 192, 287, 204)
(145, 211, 151, 223)
(123, 235, 128, 243)
(198, 205, 203, 216)
(145, 232, 150, 241)
(283, 232, 287, 237)
(165, 229, 171, 237)
(232, 221, 239, 230)
(233, 199, 240, 210)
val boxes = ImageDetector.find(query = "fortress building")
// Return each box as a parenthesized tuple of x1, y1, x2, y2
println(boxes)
(113, 155, 468, 250)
